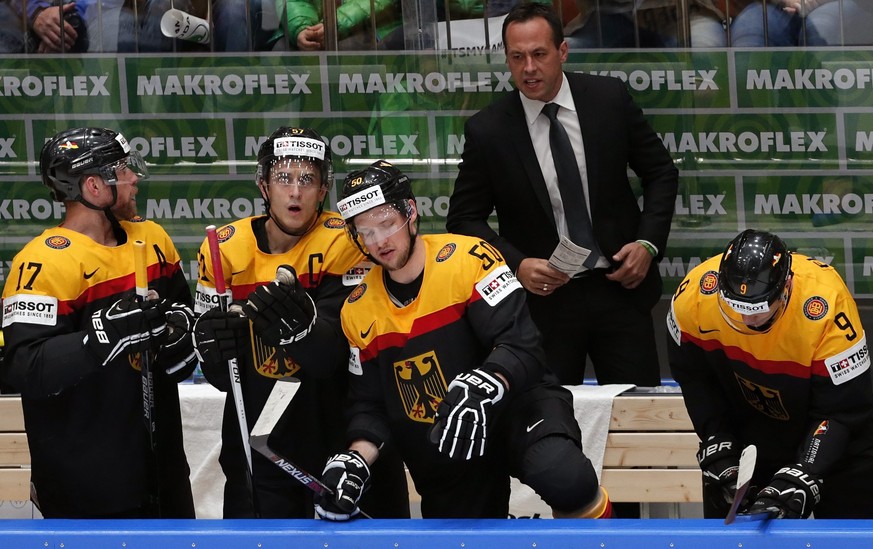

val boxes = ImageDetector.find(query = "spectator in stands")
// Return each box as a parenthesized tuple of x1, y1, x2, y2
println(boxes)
(783, 0, 873, 46)
(0, 0, 26, 52)
(668, 229, 873, 519)
(269, 0, 402, 50)
(689, 1, 800, 47)
(20, 0, 89, 52)
(564, 0, 678, 48)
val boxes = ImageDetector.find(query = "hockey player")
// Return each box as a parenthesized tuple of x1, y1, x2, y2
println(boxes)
(668, 229, 873, 519)
(191, 127, 409, 518)
(0, 127, 198, 518)
(314, 160, 612, 520)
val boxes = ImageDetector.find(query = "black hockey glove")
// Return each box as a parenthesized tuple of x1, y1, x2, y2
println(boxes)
(429, 368, 506, 460)
(156, 302, 197, 378)
(242, 265, 316, 347)
(748, 464, 822, 519)
(192, 306, 249, 392)
(697, 433, 741, 513)
(315, 450, 370, 521)
(85, 295, 167, 367)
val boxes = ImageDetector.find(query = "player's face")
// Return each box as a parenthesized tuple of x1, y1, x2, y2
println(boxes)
(505, 17, 568, 103)
(353, 203, 413, 272)
(108, 158, 140, 220)
(265, 159, 326, 231)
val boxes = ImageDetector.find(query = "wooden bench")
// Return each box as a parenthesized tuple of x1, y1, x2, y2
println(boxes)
(0, 396, 29, 502)
(602, 393, 701, 504)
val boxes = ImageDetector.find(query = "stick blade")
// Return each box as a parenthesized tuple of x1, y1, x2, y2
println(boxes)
(250, 377, 301, 440)
(724, 444, 757, 525)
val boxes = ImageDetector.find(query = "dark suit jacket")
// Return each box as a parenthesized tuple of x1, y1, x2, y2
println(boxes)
(447, 71, 678, 309)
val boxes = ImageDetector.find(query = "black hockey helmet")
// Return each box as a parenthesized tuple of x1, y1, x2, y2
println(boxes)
(337, 160, 417, 258)
(40, 127, 148, 203)
(718, 229, 793, 333)
(256, 126, 332, 189)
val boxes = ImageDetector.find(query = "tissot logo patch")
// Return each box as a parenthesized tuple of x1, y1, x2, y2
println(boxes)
(2, 294, 59, 327)
(45, 235, 71, 249)
(699, 271, 719, 295)
(475, 265, 521, 306)
(666, 300, 681, 345)
(803, 296, 828, 320)
(342, 263, 371, 287)
(825, 336, 869, 386)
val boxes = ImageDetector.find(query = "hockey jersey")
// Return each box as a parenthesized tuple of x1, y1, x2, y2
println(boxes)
(1, 218, 194, 517)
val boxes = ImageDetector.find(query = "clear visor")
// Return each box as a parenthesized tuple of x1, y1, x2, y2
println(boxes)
(351, 204, 411, 250)
(261, 158, 323, 188)
(717, 283, 790, 335)
(98, 151, 149, 184)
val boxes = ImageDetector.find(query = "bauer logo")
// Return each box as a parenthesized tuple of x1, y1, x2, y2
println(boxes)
(337, 187, 386, 220)
(2, 294, 59, 328)
(825, 336, 870, 386)
(475, 265, 521, 307)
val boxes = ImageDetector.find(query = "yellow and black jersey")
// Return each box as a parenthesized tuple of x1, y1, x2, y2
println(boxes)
(667, 253, 873, 475)
(0, 218, 193, 518)
(340, 233, 546, 471)
(193, 212, 372, 516)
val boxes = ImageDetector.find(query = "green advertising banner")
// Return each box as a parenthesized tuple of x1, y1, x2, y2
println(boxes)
(2, 49, 873, 298)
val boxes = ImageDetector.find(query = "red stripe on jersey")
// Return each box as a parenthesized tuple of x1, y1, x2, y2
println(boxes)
(360, 301, 467, 361)
(58, 262, 182, 314)
(685, 333, 813, 379)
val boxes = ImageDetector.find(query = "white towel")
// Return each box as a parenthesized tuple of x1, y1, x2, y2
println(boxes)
(507, 383, 635, 518)
(179, 383, 226, 519)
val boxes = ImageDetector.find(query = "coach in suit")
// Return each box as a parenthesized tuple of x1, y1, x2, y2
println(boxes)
(447, 2, 678, 386)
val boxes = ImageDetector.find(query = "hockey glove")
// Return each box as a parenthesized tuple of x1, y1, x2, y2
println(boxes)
(429, 368, 506, 460)
(748, 463, 822, 519)
(85, 295, 167, 367)
(156, 302, 197, 378)
(315, 451, 370, 521)
(192, 306, 249, 392)
(242, 265, 316, 347)
(697, 433, 741, 512)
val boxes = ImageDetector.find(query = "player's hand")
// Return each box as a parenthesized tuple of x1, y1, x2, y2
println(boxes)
(242, 265, 316, 346)
(192, 306, 248, 391)
(748, 464, 822, 519)
(85, 295, 167, 367)
(697, 433, 741, 509)
(315, 451, 370, 521)
(429, 368, 506, 460)
(156, 302, 197, 377)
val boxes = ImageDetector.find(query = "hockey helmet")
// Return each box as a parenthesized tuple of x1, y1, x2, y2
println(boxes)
(718, 229, 793, 333)
(40, 127, 148, 202)
(256, 127, 332, 189)
(337, 160, 417, 256)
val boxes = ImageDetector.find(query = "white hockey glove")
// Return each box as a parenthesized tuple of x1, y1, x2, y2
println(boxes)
(85, 295, 167, 367)
(315, 451, 370, 521)
(242, 265, 316, 346)
(429, 368, 506, 460)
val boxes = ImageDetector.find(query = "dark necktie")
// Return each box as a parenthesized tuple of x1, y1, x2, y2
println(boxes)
(542, 102, 601, 269)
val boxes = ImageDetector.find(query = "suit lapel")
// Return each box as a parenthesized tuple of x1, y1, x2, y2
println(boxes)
(504, 94, 558, 230)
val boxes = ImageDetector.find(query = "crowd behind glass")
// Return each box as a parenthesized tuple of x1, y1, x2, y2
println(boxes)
(0, 0, 870, 54)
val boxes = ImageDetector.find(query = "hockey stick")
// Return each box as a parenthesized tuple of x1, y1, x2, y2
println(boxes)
(724, 444, 757, 525)
(133, 239, 161, 516)
(205, 224, 260, 516)
(249, 377, 372, 519)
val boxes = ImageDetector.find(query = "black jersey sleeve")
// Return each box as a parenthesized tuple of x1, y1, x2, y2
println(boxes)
(345, 349, 393, 449)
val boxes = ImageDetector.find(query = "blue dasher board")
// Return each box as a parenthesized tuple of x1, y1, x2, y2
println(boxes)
(2, 519, 873, 549)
